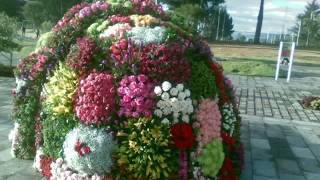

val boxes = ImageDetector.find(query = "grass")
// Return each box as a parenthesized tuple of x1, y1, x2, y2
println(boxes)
(221, 59, 280, 77)
(211, 44, 320, 77)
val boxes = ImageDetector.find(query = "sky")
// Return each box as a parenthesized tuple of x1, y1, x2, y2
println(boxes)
(225, 0, 309, 34)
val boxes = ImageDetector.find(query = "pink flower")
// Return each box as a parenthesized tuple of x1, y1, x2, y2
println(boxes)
(75, 72, 115, 125)
(194, 99, 222, 153)
(118, 74, 155, 118)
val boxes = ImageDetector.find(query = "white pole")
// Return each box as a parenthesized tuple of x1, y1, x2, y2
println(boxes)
(216, 7, 221, 40)
(296, 19, 301, 46)
(275, 41, 283, 81)
(287, 42, 295, 82)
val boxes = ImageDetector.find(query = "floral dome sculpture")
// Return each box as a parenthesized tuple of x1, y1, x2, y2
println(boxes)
(10, 0, 243, 179)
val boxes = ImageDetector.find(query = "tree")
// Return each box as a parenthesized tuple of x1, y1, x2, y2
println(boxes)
(254, 0, 264, 44)
(291, 0, 320, 47)
(0, 0, 25, 19)
(160, 0, 234, 40)
(0, 12, 20, 67)
(23, 1, 46, 28)
(36, 0, 83, 23)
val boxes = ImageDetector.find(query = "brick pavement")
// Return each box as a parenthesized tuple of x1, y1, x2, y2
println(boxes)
(228, 75, 320, 122)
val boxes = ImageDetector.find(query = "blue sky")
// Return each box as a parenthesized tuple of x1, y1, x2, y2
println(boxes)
(225, 0, 309, 34)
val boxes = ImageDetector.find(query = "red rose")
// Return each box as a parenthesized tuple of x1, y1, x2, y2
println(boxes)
(171, 123, 195, 150)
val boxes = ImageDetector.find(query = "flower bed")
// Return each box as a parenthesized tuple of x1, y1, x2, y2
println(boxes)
(10, 0, 244, 179)
(299, 96, 320, 111)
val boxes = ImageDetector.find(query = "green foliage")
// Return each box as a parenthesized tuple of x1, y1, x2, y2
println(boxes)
(197, 139, 225, 177)
(291, 0, 320, 47)
(0, 0, 24, 19)
(187, 60, 218, 99)
(160, 0, 233, 39)
(40, 21, 55, 32)
(0, 63, 14, 77)
(36, 0, 83, 22)
(23, 1, 46, 27)
(0, 12, 20, 52)
(35, 32, 58, 52)
(13, 86, 41, 159)
(42, 113, 78, 158)
(117, 118, 178, 179)
(174, 4, 206, 32)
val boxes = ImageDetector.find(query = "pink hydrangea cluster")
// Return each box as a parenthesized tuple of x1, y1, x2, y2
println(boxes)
(109, 15, 131, 24)
(77, 1, 109, 19)
(117, 74, 155, 118)
(194, 99, 222, 145)
(75, 72, 115, 125)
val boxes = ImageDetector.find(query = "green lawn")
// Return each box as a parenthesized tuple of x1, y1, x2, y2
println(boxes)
(220, 58, 281, 77)
(211, 44, 320, 77)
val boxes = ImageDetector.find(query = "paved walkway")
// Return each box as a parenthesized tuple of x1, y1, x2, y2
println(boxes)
(229, 75, 320, 122)
(1, 75, 320, 180)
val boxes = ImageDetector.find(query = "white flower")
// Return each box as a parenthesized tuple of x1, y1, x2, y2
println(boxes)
(169, 88, 178, 96)
(176, 84, 184, 91)
(161, 92, 170, 100)
(162, 81, 172, 91)
(173, 117, 179, 123)
(127, 26, 166, 45)
(178, 92, 186, 100)
(187, 105, 194, 113)
(173, 112, 179, 118)
(154, 109, 163, 118)
(182, 115, 190, 123)
(184, 89, 191, 97)
(33, 148, 44, 171)
(154, 86, 162, 96)
(161, 118, 170, 125)
(162, 107, 171, 115)
(99, 23, 131, 39)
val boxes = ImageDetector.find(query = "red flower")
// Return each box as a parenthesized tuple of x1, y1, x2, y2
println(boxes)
(171, 123, 195, 150)
(74, 139, 91, 157)
(210, 62, 230, 105)
(40, 156, 53, 180)
(218, 157, 237, 180)
(222, 132, 236, 151)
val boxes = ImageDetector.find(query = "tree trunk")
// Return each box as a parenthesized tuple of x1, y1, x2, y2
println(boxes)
(254, 0, 264, 44)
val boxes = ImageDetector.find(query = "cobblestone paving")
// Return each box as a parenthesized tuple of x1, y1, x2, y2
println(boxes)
(228, 75, 320, 122)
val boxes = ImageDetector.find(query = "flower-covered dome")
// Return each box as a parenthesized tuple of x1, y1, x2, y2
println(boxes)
(10, 0, 243, 179)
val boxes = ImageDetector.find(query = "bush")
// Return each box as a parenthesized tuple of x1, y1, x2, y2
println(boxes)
(0, 63, 14, 77)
